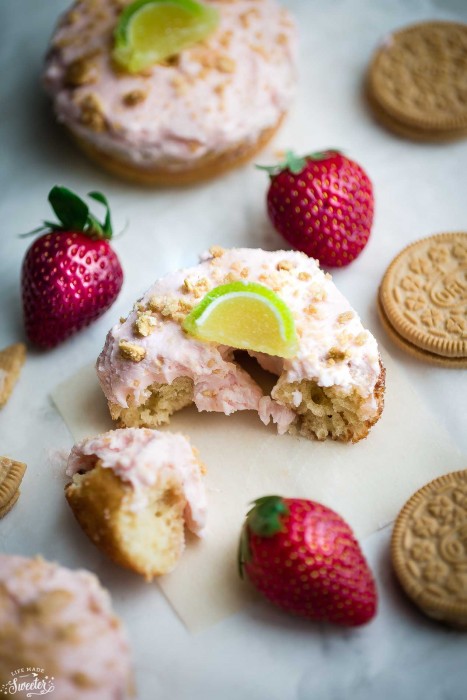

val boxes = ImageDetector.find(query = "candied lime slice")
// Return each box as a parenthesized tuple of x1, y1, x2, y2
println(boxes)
(113, 0, 219, 73)
(182, 282, 299, 358)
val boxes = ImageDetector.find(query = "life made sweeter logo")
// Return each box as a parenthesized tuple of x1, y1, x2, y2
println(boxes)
(1, 668, 55, 697)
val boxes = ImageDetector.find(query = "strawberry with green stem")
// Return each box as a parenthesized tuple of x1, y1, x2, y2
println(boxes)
(239, 495, 377, 626)
(21, 186, 123, 348)
(258, 150, 374, 267)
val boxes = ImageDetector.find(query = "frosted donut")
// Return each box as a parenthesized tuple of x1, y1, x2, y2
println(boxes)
(0, 554, 133, 699)
(43, 0, 297, 185)
(65, 427, 207, 579)
(97, 247, 385, 443)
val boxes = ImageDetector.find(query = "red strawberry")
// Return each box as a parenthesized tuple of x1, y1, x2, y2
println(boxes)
(260, 150, 374, 267)
(239, 496, 377, 626)
(21, 187, 123, 348)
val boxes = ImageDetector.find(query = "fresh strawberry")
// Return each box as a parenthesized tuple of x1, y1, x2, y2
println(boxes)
(21, 187, 123, 348)
(238, 496, 377, 626)
(259, 150, 374, 267)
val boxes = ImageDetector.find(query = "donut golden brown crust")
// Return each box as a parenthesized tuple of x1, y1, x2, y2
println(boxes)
(69, 117, 284, 186)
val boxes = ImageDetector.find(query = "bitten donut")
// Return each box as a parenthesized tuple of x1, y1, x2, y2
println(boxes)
(97, 247, 385, 443)
(65, 427, 207, 579)
(43, 0, 297, 185)
(0, 555, 133, 699)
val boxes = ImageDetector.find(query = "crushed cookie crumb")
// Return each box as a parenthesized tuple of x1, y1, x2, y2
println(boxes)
(311, 288, 327, 302)
(218, 30, 233, 48)
(209, 245, 225, 258)
(240, 267, 249, 279)
(337, 331, 352, 346)
(337, 311, 354, 324)
(119, 340, 146, 362)
(298, 271, 311, 281)
(304, 305, 318, 315)
(171, 75, 189, 95)
(182, 278, 196, 293)
(183, 277, 209, 298)
(119, 317, 127, 324)
(276, 260, 294, 272)
(325, 272, 332, 280)
(216, 55, 236, 73)
(214, 82, 227, 97)
(148, 295, 193, 322)
(201, 390, 216, 398)
(250, 44, 269, 59)
(65, 56, 99, 87)
(186, 140, 201, 153)
(355, 332, 368, 346)
(327, 347, 349, 363)
(122, 89, 147, 106)
(71, 673, 97, 689)
(240, 8, 260, 28)
(79, 93, 105, 131)
(134, 313, 158, 337)
(66, 10, 80, 25)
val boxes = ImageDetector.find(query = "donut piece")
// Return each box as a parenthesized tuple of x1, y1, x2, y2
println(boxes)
(0, 555, 133, 698)
(97, 248, 385, 443)
(43, 0, 297, 184)
(65, 428, 207, 579)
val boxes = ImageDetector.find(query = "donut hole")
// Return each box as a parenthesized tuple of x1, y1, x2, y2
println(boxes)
(233, 350, 278, 395)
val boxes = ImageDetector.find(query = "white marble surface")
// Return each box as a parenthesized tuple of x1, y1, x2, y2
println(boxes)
(1, 0, 467, 698)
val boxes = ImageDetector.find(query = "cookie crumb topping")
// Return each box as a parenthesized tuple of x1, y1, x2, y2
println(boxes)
(65, 55, 99, 87)
(298, 271, 311, 281)
(209, 245, 225, 259)
(122, 89, 147, 106)
(276, 260, 294, 272)
(337, 311, 354, 324)
(134, 313, 158, 337)
(79, 93, 106, 131)
(216, 55, 236, 73)
(119, 340, 146, 362)
(327, 347, 349, 363)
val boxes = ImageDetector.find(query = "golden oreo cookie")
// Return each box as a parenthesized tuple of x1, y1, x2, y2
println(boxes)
(392, 470, 467, 628)
(367, 21, 467, 141)
(0, 457, 26, 519)
(379, 233, 467, 364)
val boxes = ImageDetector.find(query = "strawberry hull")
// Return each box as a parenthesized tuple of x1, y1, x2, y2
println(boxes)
(240, 497, 377, 626)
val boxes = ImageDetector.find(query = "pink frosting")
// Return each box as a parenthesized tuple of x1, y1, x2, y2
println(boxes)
(43, 0, 297, 169)
(67, 427, 207, 536)
(96, 248, 382, 432)
(0, 555, 131, 700)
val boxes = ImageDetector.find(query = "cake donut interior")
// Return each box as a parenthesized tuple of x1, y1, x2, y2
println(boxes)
(66, 427, 207, 579)
(43, 0, 297, 184)
(97, 248, 385, 443)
